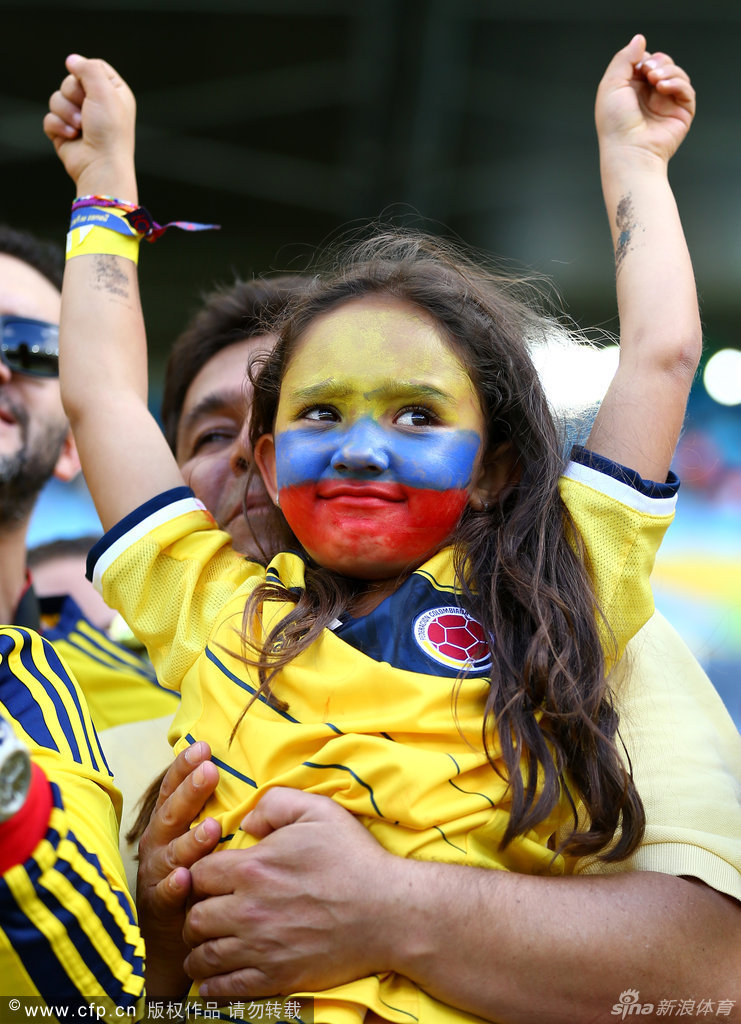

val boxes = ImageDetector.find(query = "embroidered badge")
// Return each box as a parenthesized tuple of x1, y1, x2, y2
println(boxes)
(413, 607, 492, 671)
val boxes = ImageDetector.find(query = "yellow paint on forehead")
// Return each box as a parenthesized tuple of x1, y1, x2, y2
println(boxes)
(277, 296, 482, 428)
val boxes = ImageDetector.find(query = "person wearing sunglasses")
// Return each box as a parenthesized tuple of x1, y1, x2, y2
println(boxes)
(0, 314, 59, 379)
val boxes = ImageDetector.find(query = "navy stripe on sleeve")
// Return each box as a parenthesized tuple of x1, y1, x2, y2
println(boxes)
(86, 485, 196, 581)
(571, 445, 679, 498)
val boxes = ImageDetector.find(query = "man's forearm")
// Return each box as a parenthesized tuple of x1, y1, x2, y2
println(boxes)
(384, 862, 741, 1023)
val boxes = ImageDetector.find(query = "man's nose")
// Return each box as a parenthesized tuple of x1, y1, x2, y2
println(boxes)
(330, 420, 390, 475)
(229, 425, 252, 476)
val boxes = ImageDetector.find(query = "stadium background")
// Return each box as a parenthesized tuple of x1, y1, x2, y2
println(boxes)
(2, 0, 738, 726)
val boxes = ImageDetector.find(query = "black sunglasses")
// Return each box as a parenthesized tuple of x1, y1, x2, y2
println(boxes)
(0, 316, 59, 378)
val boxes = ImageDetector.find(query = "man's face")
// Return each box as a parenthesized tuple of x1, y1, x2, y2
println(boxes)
(0, 254, 68, 524)
(175, 336, 275, 559)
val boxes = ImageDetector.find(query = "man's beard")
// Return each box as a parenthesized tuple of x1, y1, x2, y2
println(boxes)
(0, 400, 67, 524)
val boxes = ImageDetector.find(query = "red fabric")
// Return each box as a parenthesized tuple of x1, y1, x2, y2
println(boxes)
(0, 763, 53, 874)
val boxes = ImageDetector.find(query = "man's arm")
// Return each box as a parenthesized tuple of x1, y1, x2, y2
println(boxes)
(155, 785, 737, 1023)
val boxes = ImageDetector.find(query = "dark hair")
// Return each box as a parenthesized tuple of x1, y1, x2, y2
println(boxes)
(237, 229, 644, 862)
(27, 534, 102, 567)
(0, 225, 64, 291)
(160, 275, 308, 451)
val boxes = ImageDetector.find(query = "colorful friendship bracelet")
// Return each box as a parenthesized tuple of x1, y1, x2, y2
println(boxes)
(71, 194, 220, 242)
(69, 207, 139, 237)
(72, 195, 136, 214)
(66, 223, 142, 263)
(66, 198, 219, 263)
(66, 205, 141, 263)
(72, 194, 138, 213)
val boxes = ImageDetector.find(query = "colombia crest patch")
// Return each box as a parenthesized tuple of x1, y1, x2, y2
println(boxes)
(413, 607, 492, 671)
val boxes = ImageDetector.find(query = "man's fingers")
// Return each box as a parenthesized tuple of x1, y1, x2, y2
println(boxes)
(183, 892, 241, 946)
(196, 967, 274, 1003)
(189, 849, 252, 899)
(240, 786, 343, 838)
(184, 936, 243, 980)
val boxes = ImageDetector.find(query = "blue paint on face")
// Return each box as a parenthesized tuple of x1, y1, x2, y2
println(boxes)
(275, 416, 482, 493)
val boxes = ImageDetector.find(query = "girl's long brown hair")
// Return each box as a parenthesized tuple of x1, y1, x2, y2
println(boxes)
(230, 229, 644, 862)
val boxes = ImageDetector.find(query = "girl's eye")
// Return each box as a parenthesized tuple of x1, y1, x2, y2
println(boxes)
(302, 405, 340, 423)
(395, 406, 438, 427)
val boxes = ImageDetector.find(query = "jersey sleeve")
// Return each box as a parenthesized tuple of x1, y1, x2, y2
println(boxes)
(572, 612, 741, 901)
(0, 627, 145, 1011)
(559, 446, 679, 667)
(85, 486, 264, 693)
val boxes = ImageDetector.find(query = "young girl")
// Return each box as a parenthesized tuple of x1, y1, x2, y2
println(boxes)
(45, 35, 700, 1021)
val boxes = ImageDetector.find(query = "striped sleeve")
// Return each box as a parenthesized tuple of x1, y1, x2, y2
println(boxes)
(0, 785, 145, 1009)
(0, 628, 114, 795)
(0, 627, 145, 1009)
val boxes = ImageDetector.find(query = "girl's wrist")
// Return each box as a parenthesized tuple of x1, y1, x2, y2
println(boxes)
(76, 161, 138, 206)
(598, 142, 671, 178)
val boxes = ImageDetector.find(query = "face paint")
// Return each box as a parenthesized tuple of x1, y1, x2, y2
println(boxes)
(272, 296, 486, 579)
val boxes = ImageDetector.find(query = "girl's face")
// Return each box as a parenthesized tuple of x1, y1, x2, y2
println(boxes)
(255, 295, 492, 580)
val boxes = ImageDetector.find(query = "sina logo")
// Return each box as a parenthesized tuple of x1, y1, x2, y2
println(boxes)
(611, 991, 655, 1018)
(413, 607, 492, 671)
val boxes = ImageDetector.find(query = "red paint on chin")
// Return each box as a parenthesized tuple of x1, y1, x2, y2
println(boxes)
(280, 482, 469, 578)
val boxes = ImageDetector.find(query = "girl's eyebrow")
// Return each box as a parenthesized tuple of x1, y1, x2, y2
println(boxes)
(289, 379, 458, 407)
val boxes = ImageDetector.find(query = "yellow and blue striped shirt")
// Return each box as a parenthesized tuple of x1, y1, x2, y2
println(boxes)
(0, 626, 145, 1014)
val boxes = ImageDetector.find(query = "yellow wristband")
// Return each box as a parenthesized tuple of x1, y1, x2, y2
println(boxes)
(65, 224, 141, 264)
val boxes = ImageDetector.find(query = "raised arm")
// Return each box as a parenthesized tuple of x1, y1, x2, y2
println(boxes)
(44, 56, 184, 530)
(587, 35, 702, 481)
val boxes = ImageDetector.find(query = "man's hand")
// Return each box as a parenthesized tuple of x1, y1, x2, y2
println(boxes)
(183, 788, 402, 1000)
(136, 742, 221, 998)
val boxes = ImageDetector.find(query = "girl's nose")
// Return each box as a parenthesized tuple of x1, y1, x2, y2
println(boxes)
(330, 420, 390, 475)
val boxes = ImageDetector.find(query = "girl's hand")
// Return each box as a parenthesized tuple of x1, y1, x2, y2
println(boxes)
(595, 34, 695, 166)
(43, 54, 137, 198)
(136, 743, 221, 999)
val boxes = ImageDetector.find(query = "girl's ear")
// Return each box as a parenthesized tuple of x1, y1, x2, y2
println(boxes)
(52, 428, 82, 483)
(253, 434, 279, 503)
(469, 441, 520, 510)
